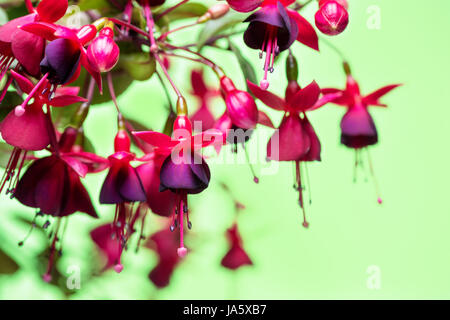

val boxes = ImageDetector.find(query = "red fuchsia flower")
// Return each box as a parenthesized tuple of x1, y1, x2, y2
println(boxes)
(0, 0, 69, 80)
(87, 26, 120, 73)
(134, 110, 222, 258)
(147, 226, 181, 288)
(315, 0, 349, 36)
(221, 223, 253, 270)
(189, 69, 220, 131)
(247, 71, 337, 227)
(322, 65, 401, 203)
(227, 0, 318, 89)
(0, 71, 87, 196)
(99, 122, 148, 272)
(19, 20, 102, 90)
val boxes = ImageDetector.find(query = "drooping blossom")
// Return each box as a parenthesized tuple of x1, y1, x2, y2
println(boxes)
(189, 69, 220, 131)
(134, 104, 222, 257)
(20, 20, 102, 90)
(99, 120, 147, 272)
(147, 226, 181, 288)
(315, 0, 349, 36)
(0, 0, 69, 80)
(247, 55, 337, 227)
(221, 223, 253, 270)
(0, 71, 87, 196)
(227, 0, 318, 89)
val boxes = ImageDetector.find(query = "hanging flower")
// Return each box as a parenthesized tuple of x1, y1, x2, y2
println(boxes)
(221, 223, 253, 270)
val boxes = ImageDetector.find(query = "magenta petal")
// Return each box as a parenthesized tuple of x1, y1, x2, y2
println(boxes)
(0, 104, 50, 151)
(227, 0, 262, 12)
(0, 14, 37, 43)
(11, 29, 44, 77)
(63, 151, 109, 173)
(299, 117, 321, 161)
(80, 48, 103, 93)
(61, 155, 88, 178)
(190, 70, 208, 98)
(287, 81, 320, 111)
(190, 105, 216, 131)
(288, 9, 319, 51)
(221, 246, 253, 270)
(91, 224, 121, 270)
(119, 166, 146, 202)
(133, 131, 178, 150)
(247, 80, 286, 110)
(47, 95, 87, 107)
(310, 92, 344, 111)
(10, 70, 34, 94)
(37, 0, 68, 23)
(191, 129, 223, 150)
(257, 110, 275, 128)
(55, 86, 80, 97)
(267, 114, 310, 161)
(19, 22, 59, 41)
(363, 84, 402, 107)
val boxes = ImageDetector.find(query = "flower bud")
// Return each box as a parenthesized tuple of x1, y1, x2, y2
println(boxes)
(198, 3, 230, 23)
(315, 0, 349, 36)
(114, 130, 131, 153)
(87, 27, 120, 73)
(220, 77, 258, 130)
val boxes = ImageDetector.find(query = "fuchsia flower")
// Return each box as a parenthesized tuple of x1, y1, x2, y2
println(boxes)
(134, 113, 222, 257)
(248, 68, 338, 227)
(20, 20, 102, 90)
(189, 69, 220, 131)
(227, 0, 318, 89)
(147, 226, 181, 288)
(0, 0, 69, 78)
(221, 223, 253, 270)
(322, 73, 401, 150)
(315, 0, 349, 36)
(0, 71, 87, 195)
(322, 65, 401, 203)
(87, 26, 120, 73)
(99, 124, 147, 272)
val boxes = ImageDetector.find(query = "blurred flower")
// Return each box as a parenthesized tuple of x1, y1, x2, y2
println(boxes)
(221, 223, 253, 270)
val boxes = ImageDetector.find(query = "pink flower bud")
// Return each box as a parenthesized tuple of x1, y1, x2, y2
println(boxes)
(315, 0, 349, 36)
(114, 129, 131, 153)
(220, 77, 258, 130)
(87, 27, 120, 73)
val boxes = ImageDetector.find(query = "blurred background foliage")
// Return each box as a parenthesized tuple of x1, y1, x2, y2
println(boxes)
(0, 0, 449, 299)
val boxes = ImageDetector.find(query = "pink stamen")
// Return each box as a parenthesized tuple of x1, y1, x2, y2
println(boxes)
(296, 161, 309, 228)
(259, 27, 278, 90)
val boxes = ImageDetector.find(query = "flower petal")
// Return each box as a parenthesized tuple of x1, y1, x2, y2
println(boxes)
(19, 22, 59, 41)
(133, 131, 178, 150)
(11, 29, 44, 77)
(287, 81, 320, 111)
(10, 70, 34, 94)
(47, 95, 87, 107)
(257, 110, 275, 128)
(247, 80, 286, 110)
(61, 155, 88, 178)
(363, 84, 402, 107)
(287, 9, 319, 51)
(227, 0, 262, 12)
(37, 0, 68, 23)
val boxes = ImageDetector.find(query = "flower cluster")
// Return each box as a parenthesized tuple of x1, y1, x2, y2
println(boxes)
(0, 0, 399, 287)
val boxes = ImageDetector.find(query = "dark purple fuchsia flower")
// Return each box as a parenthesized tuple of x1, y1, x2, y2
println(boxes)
(134, 102, 222, 258)
(247, 54, 338, 227)
(189, 69, 220, 131)
(0, 0, 69, 82)
(227, 0, 318, 89)
(0, 71, 87, 195)
(315, 0, 349, 36)
(99, 119, 147, 272)
(221, 223, 253, 270)
(20, 18, 102, 90)
(322, 63, 401, 203)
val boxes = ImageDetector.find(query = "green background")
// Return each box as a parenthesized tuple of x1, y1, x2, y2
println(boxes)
(0, 0, 449, 299)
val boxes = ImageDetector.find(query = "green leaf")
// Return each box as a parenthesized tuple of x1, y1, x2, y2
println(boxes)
(197, 11, 247, 50)
(228, 40, 257, 89)
(119, 52, 156, 81)
(0, 248, 19, 275)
